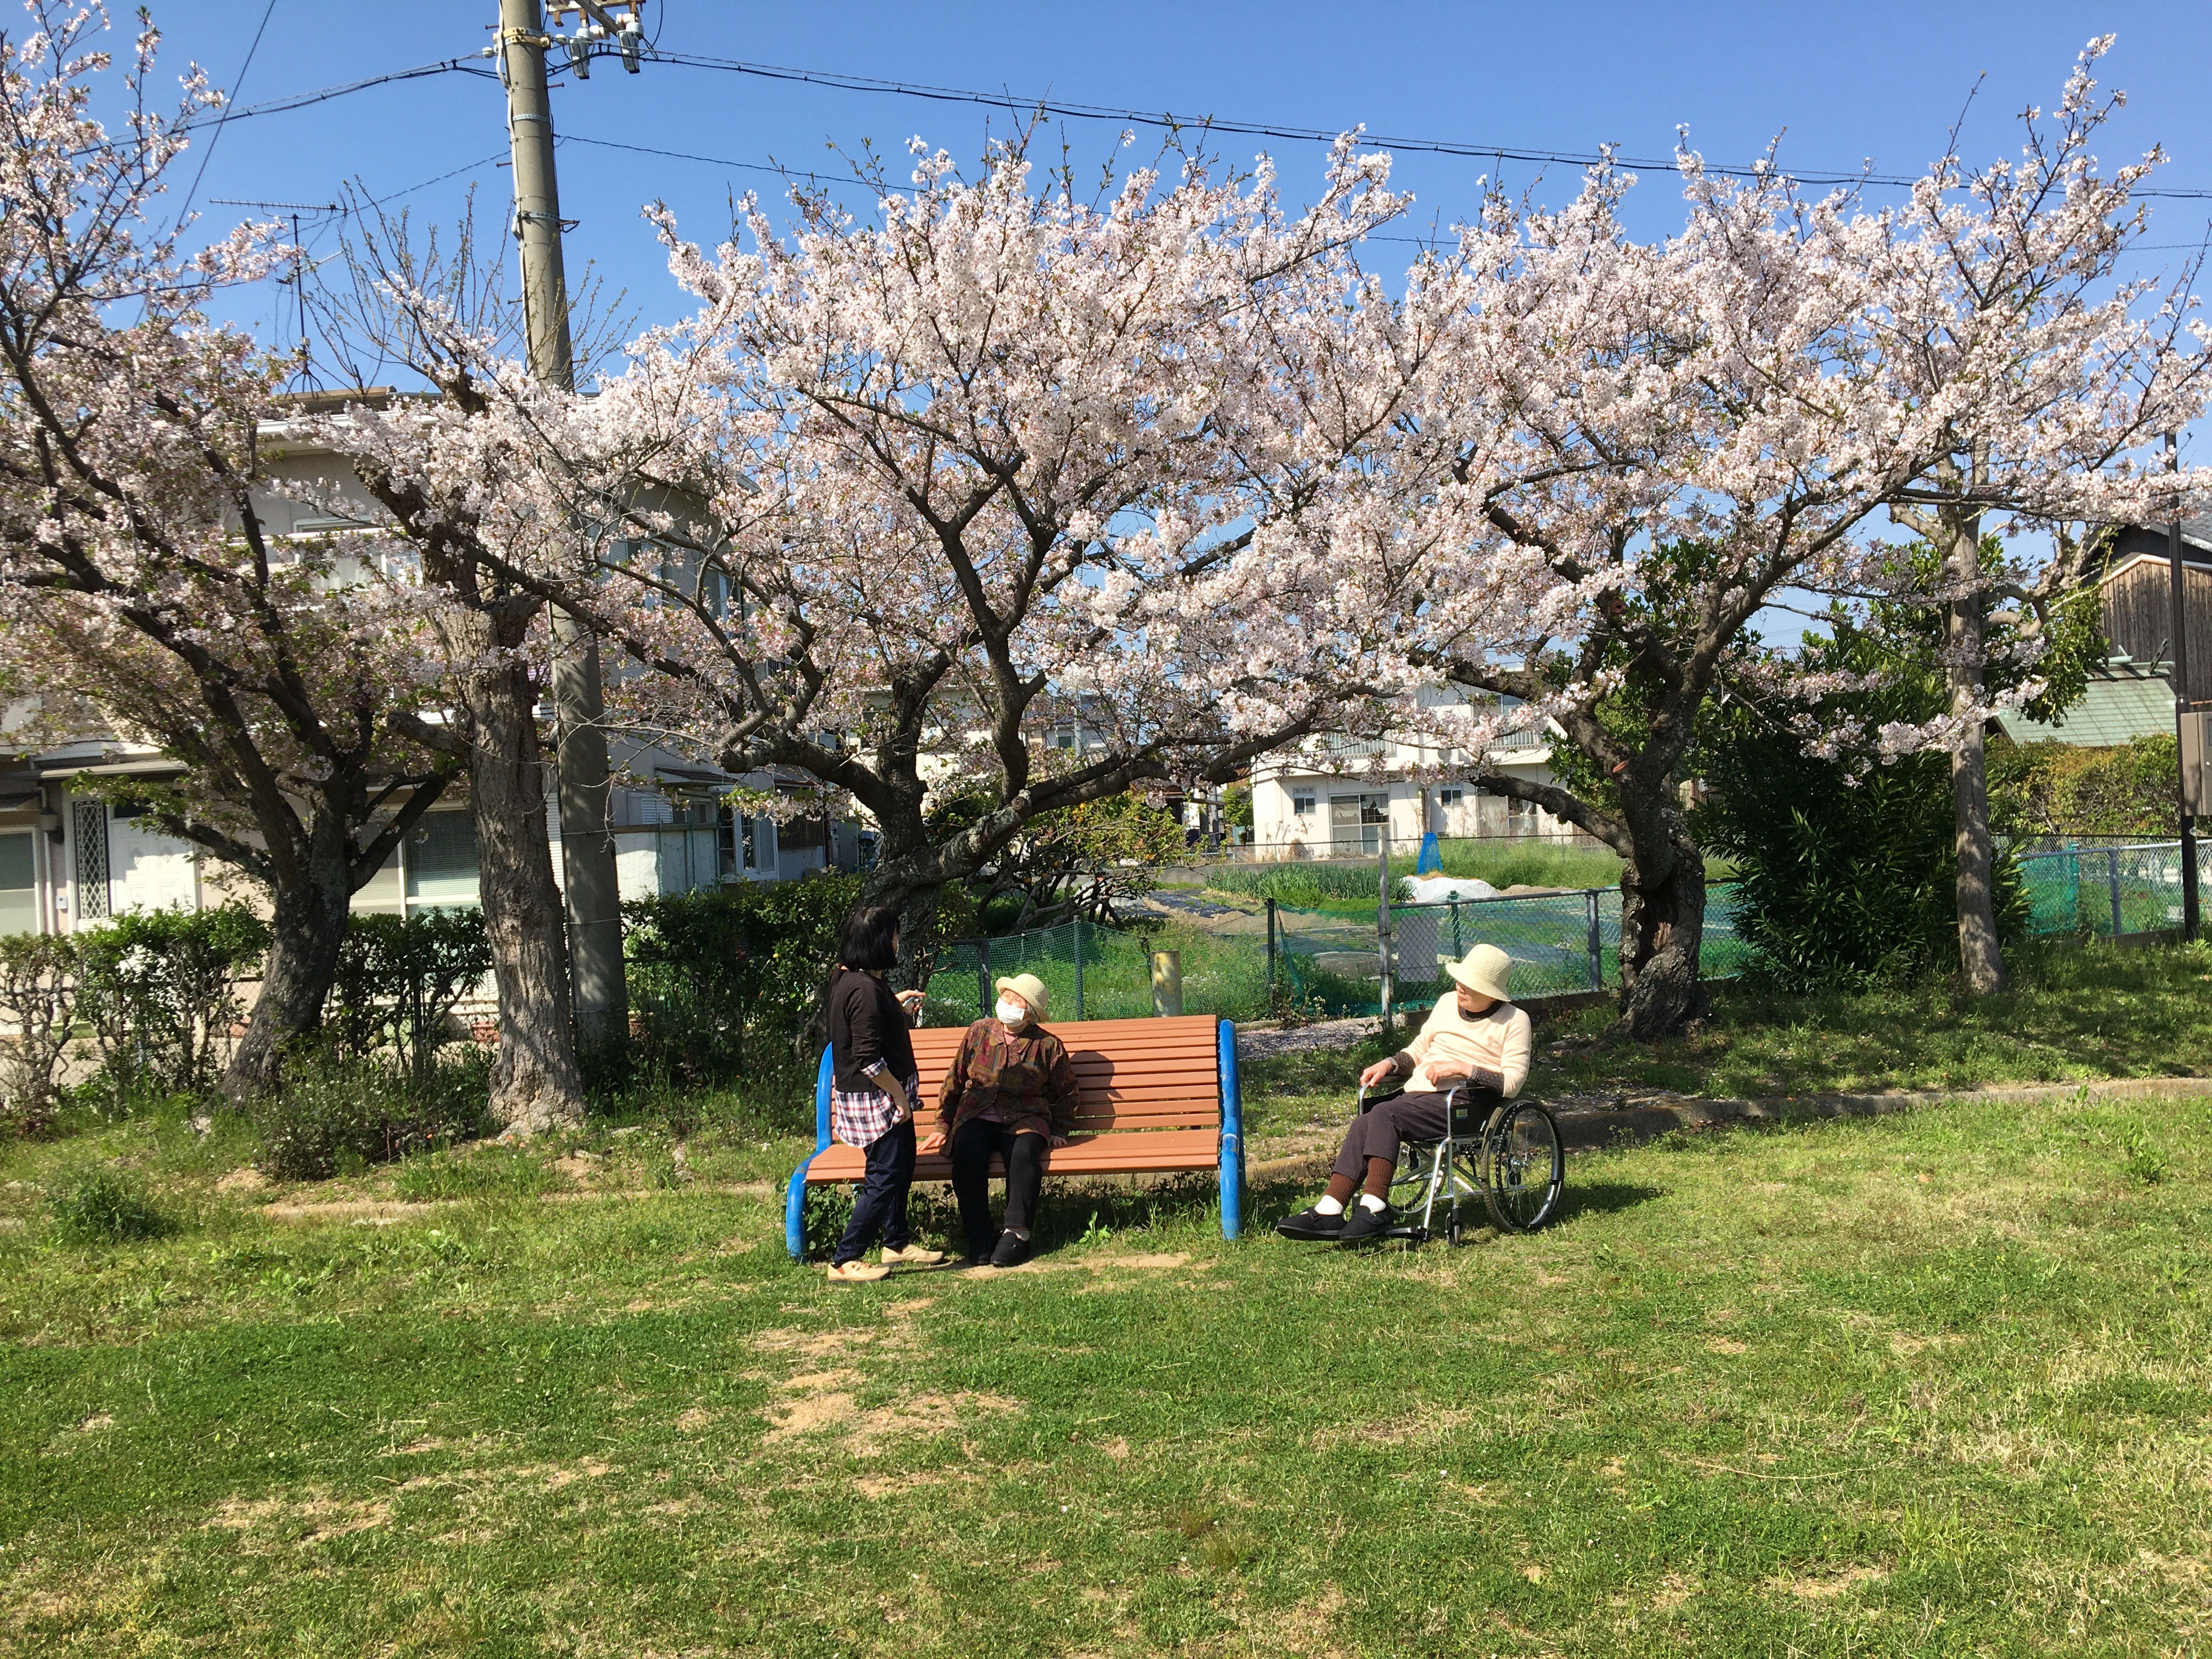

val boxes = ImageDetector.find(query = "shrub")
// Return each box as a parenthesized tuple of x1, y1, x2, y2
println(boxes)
(75, 904, 269, 1102)
(48, 1166, 173, 1244)
(1696, 640, 2027, 990)
(0, 933, 80, 1132)
(329, 909, 492, 1082)
(253, 1052, 491, 1181)
(1990, 734, 2179, 840)
(623, 872, 861, 1085)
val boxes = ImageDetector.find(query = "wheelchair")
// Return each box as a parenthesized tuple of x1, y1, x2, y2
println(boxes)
(1360, 1081, 1566, 1242)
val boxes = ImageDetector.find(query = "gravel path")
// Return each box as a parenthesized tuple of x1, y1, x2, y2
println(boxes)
(1236, 1018, 1377, 1061)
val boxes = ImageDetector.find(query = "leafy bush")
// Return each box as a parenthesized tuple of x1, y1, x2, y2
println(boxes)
(48, 1166, 173, 1244)
(329, 909, 492, 1082)
(0, 933, 80, 1132)
(623, 873, 861, 1085)
(253, 1052, 491, 1181)
(75, 905, 268, 1102)
(1696, 636, 2027, 990)
(1990, 734, 2179, 840)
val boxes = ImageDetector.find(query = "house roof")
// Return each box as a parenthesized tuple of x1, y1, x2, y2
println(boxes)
(1994, 656, 2175, 748)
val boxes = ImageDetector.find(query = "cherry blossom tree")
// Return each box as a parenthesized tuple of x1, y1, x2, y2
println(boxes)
(1365, 43, 2212, 1035)
(0, 2, 459, 1093)
(333, 134, 1460, 984)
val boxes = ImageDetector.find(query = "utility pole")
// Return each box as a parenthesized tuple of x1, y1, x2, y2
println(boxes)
(498, 0, 639, 1049)
(2166, 433, 2200, 941)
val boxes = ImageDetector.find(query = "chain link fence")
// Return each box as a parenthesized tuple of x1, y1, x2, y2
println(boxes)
(917, 841, 2202, 1028)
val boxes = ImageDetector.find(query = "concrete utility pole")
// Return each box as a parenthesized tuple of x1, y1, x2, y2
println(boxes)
(2166, 433, 2200, 942)
(498, 0, 632, 1047)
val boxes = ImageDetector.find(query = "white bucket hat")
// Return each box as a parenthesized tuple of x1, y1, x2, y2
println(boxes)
(994, 972, 1050, 1022)
(1443, 943, 1514, 1002)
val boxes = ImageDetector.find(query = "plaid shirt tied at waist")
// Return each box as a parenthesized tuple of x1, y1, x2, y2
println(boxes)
(829, 1071, 923, 1150)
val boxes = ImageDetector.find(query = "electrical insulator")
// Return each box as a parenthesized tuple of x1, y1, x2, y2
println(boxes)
(619, 21, 642, 72)
(566, 35, 591, 78)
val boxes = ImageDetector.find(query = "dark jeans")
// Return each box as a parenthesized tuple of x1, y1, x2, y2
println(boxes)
(832, 1118, 915, 1265)
(1331, 1088, 1502, 1182)
(950, 1118, 1048, 1257)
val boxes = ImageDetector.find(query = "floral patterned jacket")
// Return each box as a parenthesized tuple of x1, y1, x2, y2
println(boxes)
(935, 1018, 1081, 1139)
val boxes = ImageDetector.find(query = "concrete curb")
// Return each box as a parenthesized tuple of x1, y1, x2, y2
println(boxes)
(1247, 1073, 2209, 1179)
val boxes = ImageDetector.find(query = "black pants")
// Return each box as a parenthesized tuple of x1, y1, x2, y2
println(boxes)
(832, 1118, 916, 1265)
(1331, 1088, 1502, 1183)
(950, 1119, 1047, 1257)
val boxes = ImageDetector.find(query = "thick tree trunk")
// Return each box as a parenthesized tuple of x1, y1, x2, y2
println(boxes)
(1611, 799, 1710, 1041)
(222, 823, 354, 1098)
(455, 603, 584, 1133)
(1944, 500, 2008, 995)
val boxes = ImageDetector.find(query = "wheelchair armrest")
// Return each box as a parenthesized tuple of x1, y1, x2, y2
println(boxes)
(1357, 1083, 1406, 1114)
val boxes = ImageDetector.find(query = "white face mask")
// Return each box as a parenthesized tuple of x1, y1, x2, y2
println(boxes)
(995, 998, 1028, 1026)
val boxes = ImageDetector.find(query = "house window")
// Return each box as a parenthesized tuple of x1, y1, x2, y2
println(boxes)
(1291, 791, 1315, 817)
(1439, 786, 1464, 807)
(72, 801, 109, 921)
(405, 812, 480, 907)
(0, 832, 36, 936)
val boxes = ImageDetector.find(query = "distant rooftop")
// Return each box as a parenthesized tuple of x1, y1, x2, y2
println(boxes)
(1994, 656, 2175, 748)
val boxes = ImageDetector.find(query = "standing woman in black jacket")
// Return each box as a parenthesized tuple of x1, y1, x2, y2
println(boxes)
(823, 906, 950, 1282)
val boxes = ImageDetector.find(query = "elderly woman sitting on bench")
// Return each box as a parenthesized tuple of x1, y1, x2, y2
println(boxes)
(1278, 943, 1532, 1243)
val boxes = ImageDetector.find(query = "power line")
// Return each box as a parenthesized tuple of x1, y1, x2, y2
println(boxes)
(174, 0, 280, 225)
(177, 53, 498, 133)
(635, 46, 2212, 203)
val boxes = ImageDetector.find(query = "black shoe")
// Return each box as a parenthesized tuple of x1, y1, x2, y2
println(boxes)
(1275, 1205, 1347, 1240)
(1337, 1201, 1396, 1243)
(989, 1230, 1029, 1268)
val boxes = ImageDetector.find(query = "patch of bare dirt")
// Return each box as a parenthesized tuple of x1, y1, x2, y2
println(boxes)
(674, 1407, 713, 1432)
(1706, 1337, 1750, 1356)
(1773, 1565, 1886, 1600)
(213, 1167, 269, 1195)
(206, 1489, 392, 1548)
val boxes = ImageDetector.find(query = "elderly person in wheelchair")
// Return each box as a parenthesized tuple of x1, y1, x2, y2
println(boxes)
(1278, 942, 1550, 1243)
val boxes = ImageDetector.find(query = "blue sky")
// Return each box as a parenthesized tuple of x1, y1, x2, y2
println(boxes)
(129, 1, 2212, 350)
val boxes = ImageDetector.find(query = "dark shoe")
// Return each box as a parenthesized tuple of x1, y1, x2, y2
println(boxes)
(1337, 1201, 1396, 1243)
(989, 1230, 1029, 1268)
(1275, 1205, 1346, 1240)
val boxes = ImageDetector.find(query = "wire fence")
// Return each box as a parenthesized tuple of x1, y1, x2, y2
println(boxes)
(917, 840, 2205, 1028)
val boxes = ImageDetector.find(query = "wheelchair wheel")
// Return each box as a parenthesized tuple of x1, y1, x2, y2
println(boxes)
(1482, 1101, 1564, 1233)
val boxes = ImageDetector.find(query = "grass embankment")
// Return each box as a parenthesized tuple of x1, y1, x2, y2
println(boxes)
(1201, 841, 1626, 911)
(3, 1077, 2207, 1656)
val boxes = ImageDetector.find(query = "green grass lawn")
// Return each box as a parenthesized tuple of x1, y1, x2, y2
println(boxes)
(4, 1071, 2208, 1655)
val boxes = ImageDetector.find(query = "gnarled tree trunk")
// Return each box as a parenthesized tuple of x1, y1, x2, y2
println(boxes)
(455, 600, 584, 1133)
(223, 820, 355, 1098)
(1612, 804, 1711, 1041)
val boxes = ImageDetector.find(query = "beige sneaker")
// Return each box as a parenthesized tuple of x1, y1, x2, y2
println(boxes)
(880, 1244, 952, 1267)
(826, 1259, 891, 1283)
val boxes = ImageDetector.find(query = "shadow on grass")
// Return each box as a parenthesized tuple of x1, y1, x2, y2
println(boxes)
(1551, 1180, 1666, 1224)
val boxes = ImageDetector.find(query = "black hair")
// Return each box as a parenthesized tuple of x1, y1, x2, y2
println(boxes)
(836, 905, 901, 973)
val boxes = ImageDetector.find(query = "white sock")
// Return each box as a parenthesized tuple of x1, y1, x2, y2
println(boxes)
(1357, 1192, 1387, 1214)
(1008, 1227, 1031, 1242)
(1314, 1194, 1345, 1216)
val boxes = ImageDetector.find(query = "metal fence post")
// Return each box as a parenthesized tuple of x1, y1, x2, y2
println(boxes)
(1072, 920, 1084, 1021)
(1265, 898, 1278, 1002)
(2108, 848, 2124, 938)
(1448, 899, 1462, 960)
(1587, 889, 1602, 989)
(976, 936, 991, 1017)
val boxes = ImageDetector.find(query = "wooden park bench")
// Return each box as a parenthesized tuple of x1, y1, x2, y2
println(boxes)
(784, 1015, 1245, 1257)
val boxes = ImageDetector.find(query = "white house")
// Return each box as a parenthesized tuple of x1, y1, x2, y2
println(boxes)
(1246, 689, 1574, 858)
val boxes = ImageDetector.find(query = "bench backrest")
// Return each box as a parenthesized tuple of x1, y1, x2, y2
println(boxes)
(906, 1014, 1222, 1133)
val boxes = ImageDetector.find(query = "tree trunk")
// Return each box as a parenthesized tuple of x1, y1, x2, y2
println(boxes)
(222, 823, 354, 1098)
(455, 602, 584, 1133)
(1945, 500, 2008, 994)
(1611, 800, 1710, 1041)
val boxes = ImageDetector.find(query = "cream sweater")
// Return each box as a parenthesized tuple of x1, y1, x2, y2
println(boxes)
(1395, 997, 1532, 1098)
